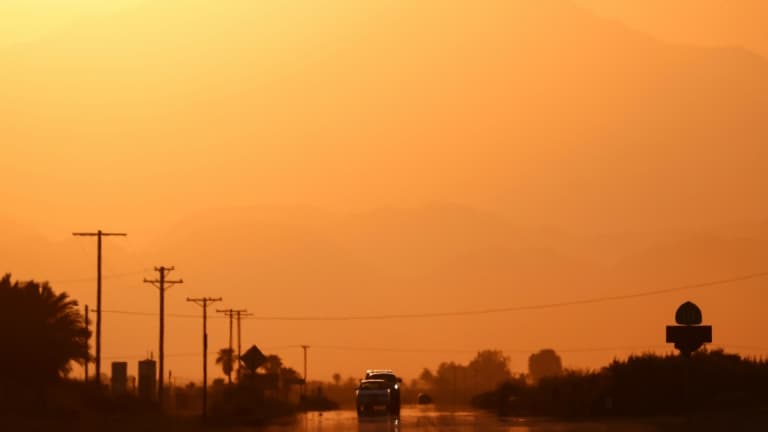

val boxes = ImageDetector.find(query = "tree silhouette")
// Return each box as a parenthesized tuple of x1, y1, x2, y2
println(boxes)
(261, 354, 283, 375)
(528, 349, 563, 383)
(419, 368, 435, 385)
(467, 349, 511, 394)
(0, 274, 89, 399)
(215, 348, 235, 379)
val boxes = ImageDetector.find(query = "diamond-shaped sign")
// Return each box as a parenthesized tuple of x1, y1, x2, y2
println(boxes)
(240, 345, 267, 373)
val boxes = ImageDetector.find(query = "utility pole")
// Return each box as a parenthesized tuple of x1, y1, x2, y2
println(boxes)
(301, 345, 310, 396)
(234, 310, 252, 381)
(72, 229, 127, 385)
(187, 296, 222, 422)
(216, 308, 247, 385)
(144, 266, 183, 405)
(84, 304, 89, 385)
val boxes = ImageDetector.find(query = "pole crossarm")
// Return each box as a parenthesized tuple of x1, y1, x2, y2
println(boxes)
(73, 232, 127, 237)
(143, 266, 183, 289)
(187, 297, 223, 307)
(144, 279, 184, 289)
(216, 308, 248, 316)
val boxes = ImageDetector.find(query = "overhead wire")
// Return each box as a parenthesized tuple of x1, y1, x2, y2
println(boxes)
(50, 270, 148, 284)
(99, 343, 767, 361)
(94, 271, 768, 321)
(243, 271, 768, 321)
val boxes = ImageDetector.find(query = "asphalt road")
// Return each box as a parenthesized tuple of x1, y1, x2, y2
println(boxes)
(260, 406, 666, 432)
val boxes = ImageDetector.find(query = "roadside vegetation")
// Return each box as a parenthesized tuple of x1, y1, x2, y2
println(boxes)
(471, 350, 768, 418)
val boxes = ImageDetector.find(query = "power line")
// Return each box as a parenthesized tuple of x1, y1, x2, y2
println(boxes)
(50, 270, 146, 284)
(287, 344, 673, 354)
(97, 343, 767, 362)
(94, 271, 768, 321)
(99, 309, 202, 318)
(242, 271, 768, 321)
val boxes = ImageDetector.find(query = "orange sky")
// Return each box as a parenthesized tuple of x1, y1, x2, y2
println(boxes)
(1, 1, 767, 385)
(574, 1, 768, 57)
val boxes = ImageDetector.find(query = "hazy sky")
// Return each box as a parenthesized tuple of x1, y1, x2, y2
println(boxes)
(574, 0, 768, 57)
(2, 1, 766, 55)
(1, 1, 767, 384)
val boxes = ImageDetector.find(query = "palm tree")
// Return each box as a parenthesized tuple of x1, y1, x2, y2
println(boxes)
(215, 348, 235, 383)
(0, 274, 89, 399)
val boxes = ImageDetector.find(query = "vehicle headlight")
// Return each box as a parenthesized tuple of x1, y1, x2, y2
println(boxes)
(394, 384, 399, 390)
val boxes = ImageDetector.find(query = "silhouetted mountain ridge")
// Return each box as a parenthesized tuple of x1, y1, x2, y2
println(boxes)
(2, 0, 767, 231)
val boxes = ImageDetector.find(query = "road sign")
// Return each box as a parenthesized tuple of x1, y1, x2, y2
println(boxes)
(666, 301, 712, 357)
(675, 301, 703, 325)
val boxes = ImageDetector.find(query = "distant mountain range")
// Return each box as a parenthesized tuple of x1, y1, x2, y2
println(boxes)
(3, 1, 766, 232)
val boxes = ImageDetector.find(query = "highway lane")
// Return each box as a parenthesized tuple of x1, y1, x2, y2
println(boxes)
(260, 406, 665, 431)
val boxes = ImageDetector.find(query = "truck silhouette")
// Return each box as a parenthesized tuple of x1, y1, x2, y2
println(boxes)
(355, 369, 402, 417)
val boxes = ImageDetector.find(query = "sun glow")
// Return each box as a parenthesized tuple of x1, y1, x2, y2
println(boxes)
(0, 0, 142, 44)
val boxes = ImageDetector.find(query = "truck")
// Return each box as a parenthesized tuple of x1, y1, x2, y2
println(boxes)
(363, 369, 402, 415)
(355, 379, 392, 417)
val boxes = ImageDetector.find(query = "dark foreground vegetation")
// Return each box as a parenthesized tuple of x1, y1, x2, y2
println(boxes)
(0, 274, 335, 430)
(472, 350, 768, 418)
(2, 382, 199, 432)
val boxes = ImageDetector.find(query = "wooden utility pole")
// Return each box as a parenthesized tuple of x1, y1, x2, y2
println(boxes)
(72, 229, 127, 385)
(235, 310, 252, 381)
(144, 266, 183, 405)
(84, 304, 89, 384)
(187, 296, 222, 422)
(216, 308, 247, 385)
(301, 345, 309, 396)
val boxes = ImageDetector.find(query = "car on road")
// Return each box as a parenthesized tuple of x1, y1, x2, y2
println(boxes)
(355, 379, 392, 417)
(364, 369, 402, 415)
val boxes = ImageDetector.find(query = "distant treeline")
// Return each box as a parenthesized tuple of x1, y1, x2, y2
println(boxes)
(472, 350, 768, 417)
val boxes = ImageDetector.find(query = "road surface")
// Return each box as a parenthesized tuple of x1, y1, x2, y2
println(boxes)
(260, 406, 665, 431)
